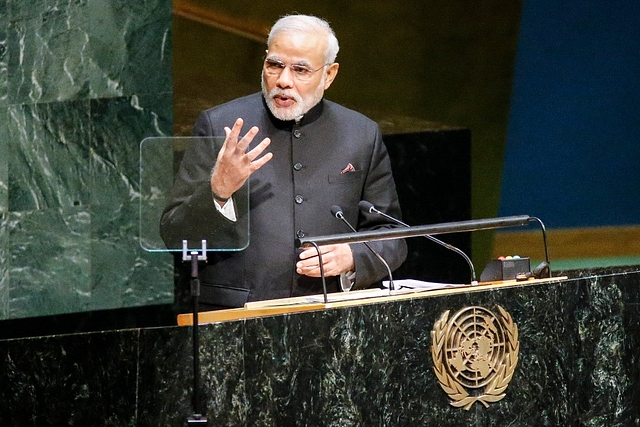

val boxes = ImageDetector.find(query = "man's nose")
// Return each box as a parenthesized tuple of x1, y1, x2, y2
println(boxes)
(276, 66, 295, 88)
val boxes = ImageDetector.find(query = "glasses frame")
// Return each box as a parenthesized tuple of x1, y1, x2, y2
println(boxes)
(263, 57, 331, 82)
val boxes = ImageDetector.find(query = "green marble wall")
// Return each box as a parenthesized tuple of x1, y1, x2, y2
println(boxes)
(0, 0, 174, 320)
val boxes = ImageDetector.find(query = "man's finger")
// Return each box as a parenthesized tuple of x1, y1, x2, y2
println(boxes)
(225, 118, 244, 148)
(246, 138, 271, 161)
(299, 246, 332, 260)
(235, 126, 260, 153)
(250, 152, 273, 171)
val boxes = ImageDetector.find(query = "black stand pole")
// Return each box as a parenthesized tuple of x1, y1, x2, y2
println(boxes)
(184, 241, 208, 426)
(309, 242, 328, 304)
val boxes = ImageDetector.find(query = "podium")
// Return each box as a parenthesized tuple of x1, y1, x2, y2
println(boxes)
(1, 268, 640, 425)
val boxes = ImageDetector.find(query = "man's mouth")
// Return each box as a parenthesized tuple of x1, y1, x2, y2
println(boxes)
(273, 94, 296, 108)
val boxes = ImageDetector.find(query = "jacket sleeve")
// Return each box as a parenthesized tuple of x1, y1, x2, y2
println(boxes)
(349, 125, 408, 289)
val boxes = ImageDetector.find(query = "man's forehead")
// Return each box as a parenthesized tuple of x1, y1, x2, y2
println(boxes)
(267, 31, 327, 63)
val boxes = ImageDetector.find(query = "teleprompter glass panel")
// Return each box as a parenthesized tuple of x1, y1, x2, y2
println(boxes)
(139, 136, 249, 252)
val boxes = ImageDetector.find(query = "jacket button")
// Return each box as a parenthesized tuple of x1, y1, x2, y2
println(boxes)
(293, 162, 303, 171)
(295, 195, 304, 204)
(296, 229, 306, 238)
(293, 129, 302, 138)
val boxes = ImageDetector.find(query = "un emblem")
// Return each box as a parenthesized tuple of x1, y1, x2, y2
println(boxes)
(430, 305, 519, 410)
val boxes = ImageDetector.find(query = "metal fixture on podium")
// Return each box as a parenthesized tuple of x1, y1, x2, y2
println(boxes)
(296, 215, 551, 302)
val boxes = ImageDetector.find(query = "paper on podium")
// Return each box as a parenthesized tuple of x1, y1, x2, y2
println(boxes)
(246, 287, 419, 308)
(302, 285, 443, 304)
(243, 282, 469, 310)
(383, 279, 469, 291)
(252, 282, 469, 307)
(303, 288, 392, 303)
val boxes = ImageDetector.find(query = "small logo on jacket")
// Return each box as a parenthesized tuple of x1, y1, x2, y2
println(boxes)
(340, 163, 355, 174)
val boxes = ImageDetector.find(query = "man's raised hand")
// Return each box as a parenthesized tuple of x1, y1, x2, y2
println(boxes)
(210, 118, 272, 200)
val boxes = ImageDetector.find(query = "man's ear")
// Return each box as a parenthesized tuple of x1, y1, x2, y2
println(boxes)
(323, 63, 340, 90)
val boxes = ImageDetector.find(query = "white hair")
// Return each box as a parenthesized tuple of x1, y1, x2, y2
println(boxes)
(267, 14, 340, 63)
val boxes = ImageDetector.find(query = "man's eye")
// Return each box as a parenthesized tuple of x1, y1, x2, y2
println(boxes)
(266, 60, 285, 69)
(292, 66, 312, 74)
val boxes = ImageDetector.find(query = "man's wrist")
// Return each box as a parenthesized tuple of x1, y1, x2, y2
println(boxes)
(210, 168, 231, 202)
(212, 188, 230, 203)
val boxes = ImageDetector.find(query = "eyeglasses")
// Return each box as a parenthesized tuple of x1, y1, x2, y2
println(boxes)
(263, 58, 329, 82)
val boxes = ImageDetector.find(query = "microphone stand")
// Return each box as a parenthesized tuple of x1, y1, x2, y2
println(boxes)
(362, 203, 478, 286)
(183, 240, 209, 426)
(332, 205, 395, 290)
(530, 217, 551, 267)
(309, 241, 329, 304)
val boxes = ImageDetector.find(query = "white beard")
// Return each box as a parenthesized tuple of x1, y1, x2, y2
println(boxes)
(261, 74, 326, 121)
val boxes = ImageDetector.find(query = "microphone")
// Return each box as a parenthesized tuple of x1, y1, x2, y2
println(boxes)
(330, 205, 395, 291)
(358, 200, 478, 286)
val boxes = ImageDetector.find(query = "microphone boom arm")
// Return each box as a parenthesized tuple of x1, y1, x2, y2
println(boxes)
(364, 205, 479, 286)
(331, 205, 396, 290)
(296, 215, 534, 248)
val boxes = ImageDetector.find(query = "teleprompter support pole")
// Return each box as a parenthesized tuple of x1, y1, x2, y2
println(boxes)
(183, 240, 208, 426)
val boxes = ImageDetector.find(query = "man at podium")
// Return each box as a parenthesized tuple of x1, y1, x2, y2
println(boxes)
(161, 14, 406, 310)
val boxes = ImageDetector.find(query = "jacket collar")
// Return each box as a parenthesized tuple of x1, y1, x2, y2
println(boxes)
(262, 95, 324, 129)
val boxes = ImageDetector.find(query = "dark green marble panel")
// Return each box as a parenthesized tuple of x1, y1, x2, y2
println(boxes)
(89, 95, 172, 206)
(0, 106, 5, 319)
(2, 93, 174, 319)
(0, 210, 6, 319)
(136, 325, 194, 424)
(8, 0, 92, 103)
(88, 94, 173, 311)
(1, 271, 640, 425)
(0, 106, 6, 212)
(137, 322, 247, 426)
(0, 0, 173, 320)
(241, 299, 475, 426)
(7, 100, 92, 212)
(0, 0, 6, 104)
(7, 207, 91, 318)
(5, 100, 92, 319)
(0, 329, 139, 426)
(621, 301, 640, 422)
(104, 0, 172, 96)
(7, 0, 171, 103)
(198, 321, 248, 425)
(233, 272, 640, 425)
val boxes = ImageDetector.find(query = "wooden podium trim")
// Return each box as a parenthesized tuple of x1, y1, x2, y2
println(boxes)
(176, 277, 567, 326)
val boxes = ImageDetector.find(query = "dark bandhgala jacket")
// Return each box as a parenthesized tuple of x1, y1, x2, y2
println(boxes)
(160, 93, 407, 308)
